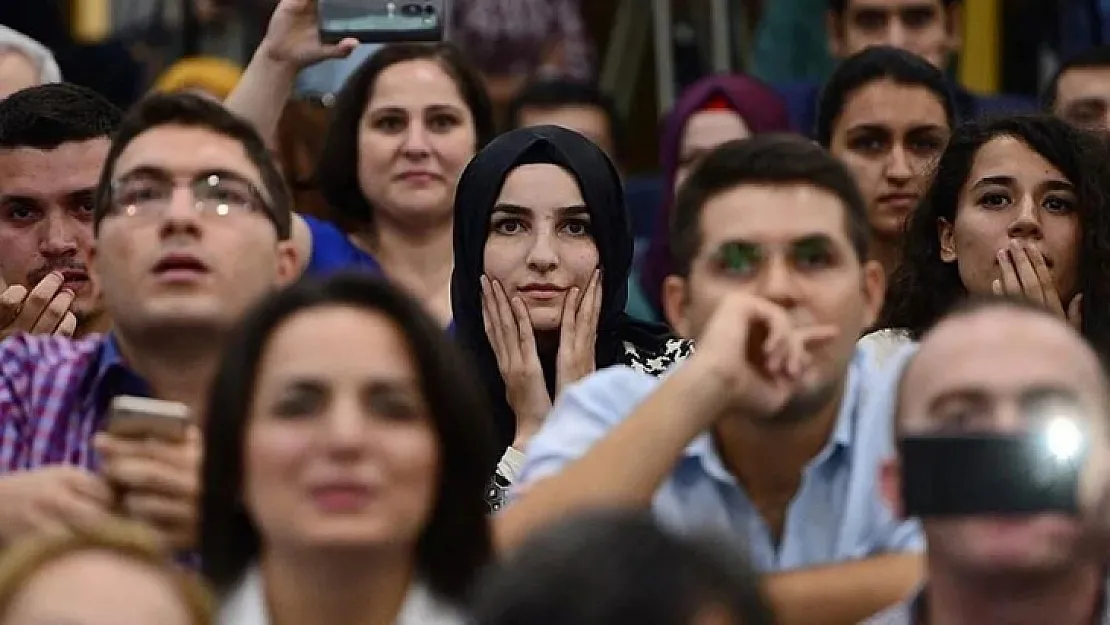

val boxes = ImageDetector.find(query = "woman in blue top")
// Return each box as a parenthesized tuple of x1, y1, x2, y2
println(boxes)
(226, 0, 495, 326)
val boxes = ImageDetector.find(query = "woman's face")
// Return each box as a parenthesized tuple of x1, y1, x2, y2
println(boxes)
(1, 552, 192, 625)
(829, 79, 949, 241)
(357, 59, 477, 227)
(940, 136, 1081, 300)
(482, 164, 600, 331)
(674, 109, 750, 192)
(245, 306, 440, 553)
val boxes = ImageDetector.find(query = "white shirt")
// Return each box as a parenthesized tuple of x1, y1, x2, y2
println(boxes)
(219, 566, 466, 625)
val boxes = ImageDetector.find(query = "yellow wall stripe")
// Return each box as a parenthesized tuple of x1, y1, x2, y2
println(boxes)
(958, 0, 999, 93)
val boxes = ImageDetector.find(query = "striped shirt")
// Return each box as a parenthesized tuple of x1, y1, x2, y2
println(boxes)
(0, 333, 148, 472)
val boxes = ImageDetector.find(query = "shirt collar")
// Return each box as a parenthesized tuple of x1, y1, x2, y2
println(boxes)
(84, 333, 152, 416)
(685, 346, 866, 483)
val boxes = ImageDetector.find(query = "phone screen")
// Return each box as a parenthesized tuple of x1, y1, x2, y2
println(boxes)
(899, 420, 1087, 517)
(317, 0, 446, 44)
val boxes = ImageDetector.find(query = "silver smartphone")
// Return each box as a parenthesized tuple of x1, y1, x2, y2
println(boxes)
(317, 0, 448, 44)
(106, 396, 190, 443)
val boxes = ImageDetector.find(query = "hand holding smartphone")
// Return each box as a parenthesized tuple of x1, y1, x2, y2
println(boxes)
(317, 0, 448, 44)
(106, 396, 190, 443)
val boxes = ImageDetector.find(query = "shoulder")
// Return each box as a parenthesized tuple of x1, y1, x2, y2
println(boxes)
(0, 332, 101, 371)
(622, 337, 694, 377)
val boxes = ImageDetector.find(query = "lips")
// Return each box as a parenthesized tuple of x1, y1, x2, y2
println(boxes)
(519, 284, 566, 301)
(309, 483, 375, 512)
(152, 253, 210, 280)
(876, 193, 919, 207)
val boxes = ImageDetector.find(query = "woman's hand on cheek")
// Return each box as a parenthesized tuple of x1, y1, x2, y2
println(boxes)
(556, 269, 602, 394)
(481, 275, 553, 446)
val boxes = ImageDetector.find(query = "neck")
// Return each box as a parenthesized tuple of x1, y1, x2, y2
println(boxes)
(871, 236, 902, 279)
(114, 327, 222, 419)
(75, 310, 112, 339)
(712, 383, 844, 527)
(263, 548, 417, 625)
(927, 561, 1103, 625)
(353, 219, 454, 325)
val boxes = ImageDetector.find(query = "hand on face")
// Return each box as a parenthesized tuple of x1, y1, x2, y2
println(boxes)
(94, 426, 203, 552)
(481, 276, 552, 446)
(0, 272, 78, 340)
(992, 240, 1082, 329)
(556, 269, 601, 394)
(686, 292, 839, 420)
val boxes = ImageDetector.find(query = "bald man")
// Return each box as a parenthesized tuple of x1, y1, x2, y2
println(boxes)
(868, 296, 1110, 625)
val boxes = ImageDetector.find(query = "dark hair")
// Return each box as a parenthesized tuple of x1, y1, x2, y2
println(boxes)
(199, 272, 497, 603)
(876, 114, 1110, 360)
(0, 82, 121, 150)
(816, 46, 956, 147)
(1043, 45, 1110, 110)
(828, 0, 957, 14)
(470, 510, 776, 625)
(91, 92, 292, 240)
(670, 134, 870, 277)
(506, 78, 624, 157)
(316, 43, 495, 232)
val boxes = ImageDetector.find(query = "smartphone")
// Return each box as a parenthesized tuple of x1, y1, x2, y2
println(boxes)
(106, 396, 190, 443)
(317, 0, 448, 44)
(899, 419, 1087, 517)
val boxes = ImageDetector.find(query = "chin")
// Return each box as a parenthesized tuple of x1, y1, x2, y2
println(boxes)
(527, 308, 563, 332)
(299, 520, 417, 551)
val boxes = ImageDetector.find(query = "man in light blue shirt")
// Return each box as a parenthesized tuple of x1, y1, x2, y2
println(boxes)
(500, 135, 922, 624)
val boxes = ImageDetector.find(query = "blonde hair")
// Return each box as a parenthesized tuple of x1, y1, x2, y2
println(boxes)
(0, 522, 212, 625)
(153, 57, 243, 101)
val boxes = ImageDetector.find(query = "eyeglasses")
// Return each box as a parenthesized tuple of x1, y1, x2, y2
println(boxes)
(107, 172, 269, 220)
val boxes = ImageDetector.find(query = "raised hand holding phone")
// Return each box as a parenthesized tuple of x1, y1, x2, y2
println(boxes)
(261, 0, 360, 70)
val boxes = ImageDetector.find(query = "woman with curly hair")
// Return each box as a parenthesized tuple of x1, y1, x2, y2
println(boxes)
(872, 114, 1110, 358)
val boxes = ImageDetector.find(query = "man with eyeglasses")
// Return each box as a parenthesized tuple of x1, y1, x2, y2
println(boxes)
(0, 93, 299, 551)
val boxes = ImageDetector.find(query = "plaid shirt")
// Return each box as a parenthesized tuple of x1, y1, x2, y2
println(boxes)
(0, 333, 149, 472)
(449, 0, 593, 79)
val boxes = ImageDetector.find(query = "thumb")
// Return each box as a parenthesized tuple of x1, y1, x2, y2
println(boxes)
(1068, 293, 1084, 330)
(323, 38, 359, 59)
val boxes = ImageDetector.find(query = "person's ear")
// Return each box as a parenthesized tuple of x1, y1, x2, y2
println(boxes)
(826, 9, 847, 58)
(880, 457, 905, 518)
(860, 259, 886, 329)
(662, 275, 691, 336)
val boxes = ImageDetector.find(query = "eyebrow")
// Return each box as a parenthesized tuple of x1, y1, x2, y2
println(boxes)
(491, 203, 590, 217)
(925, 384, 1080, 413)
(969, 175, 1075, 194)
(369, 103, 465, 115)
(0, 187, 96, 204)
(846, 123, 947, 134)
(715, 234, 837, 250)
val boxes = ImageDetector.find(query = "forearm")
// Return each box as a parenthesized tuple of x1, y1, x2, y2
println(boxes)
(494, 364, 724, 551)
(764, 554, 924, 625)
(224, 39, 298, 142)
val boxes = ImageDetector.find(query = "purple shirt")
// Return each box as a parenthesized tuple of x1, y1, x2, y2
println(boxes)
(0, 333, 148, 472)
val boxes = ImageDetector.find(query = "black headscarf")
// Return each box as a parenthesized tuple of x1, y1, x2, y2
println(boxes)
(451, 125, 674, 455)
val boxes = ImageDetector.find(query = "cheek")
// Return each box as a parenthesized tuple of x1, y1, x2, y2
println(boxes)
(841, 155, 883, 196)
(566, 241, 600, 283)
(244, 425, 310, 514)
(481, 239, 521, 281)
(0, 228, 36, 269)
(435, 130, 477, 175)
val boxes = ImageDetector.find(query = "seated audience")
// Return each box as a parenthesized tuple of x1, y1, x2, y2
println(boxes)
(0, 26, 60, 100)
(226, 0, 495, 326)
(639, 74, 792, 323)
(867, 296, 1110, 624)
(499, 135, 921, 624)
(472, 510, 775, 625)
(817, 46, 955, 277)
(449, 125, 691, 510)
(874, 114, 1110, 359)
(775, 0, 1034, 137)
(506, 78, 623, 163)
(199, 273, 495, 625)
(1043, 45, 1110, 133)
(0, 521, 211, 625)
(0, 83, 122, 339)
(0, 93, 298, 552)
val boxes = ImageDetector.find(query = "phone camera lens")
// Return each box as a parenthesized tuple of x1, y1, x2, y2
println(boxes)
(424, 4, 437, 15)
(401, 4, 422, 16)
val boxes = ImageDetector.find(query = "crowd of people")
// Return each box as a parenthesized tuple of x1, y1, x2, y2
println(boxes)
(4, 0, 1110, 624)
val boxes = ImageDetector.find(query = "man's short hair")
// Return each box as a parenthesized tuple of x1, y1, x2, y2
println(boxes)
(92, 93, 292, 241)
(669, 134, 871, 277)
(506, 78, 624, 157)
(828, 0, 958, 14)
(1043, 45, 1110, 110)
(0, 82, 121, 150)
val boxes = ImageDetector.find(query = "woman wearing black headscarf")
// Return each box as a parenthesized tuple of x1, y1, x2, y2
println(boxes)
(451, 125, 693, 511)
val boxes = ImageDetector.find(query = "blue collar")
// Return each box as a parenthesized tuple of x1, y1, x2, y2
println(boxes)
(86, 333, 153, 418)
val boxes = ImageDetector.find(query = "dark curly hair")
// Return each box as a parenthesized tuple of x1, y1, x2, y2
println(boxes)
(875, 114, 1110, 359)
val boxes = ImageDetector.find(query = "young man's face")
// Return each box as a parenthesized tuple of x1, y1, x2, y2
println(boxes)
(828, 0, 960, 70)
(1053, 66, 1110, 132)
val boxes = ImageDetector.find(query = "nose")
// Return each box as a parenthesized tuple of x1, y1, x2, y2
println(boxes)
(525, 230, 559, 273)
(401, 120, 431, 158)
(39, 212, 79, 258)
(157, 187, 203, 239)
(321, 398, 367, 459)
(1006, 196, 1043, 240)
(884, 21, 909, 48)
(756, 254, 799, 309)
(885, 145, 914, 183)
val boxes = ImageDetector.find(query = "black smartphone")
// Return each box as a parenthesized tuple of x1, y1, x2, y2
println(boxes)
(899, 421, 1087, 517)
(317, 0, 448, 44)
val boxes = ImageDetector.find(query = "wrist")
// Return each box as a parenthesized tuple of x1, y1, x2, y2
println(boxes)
(258, 38, 303, 76)
(672, 357, 734, 426)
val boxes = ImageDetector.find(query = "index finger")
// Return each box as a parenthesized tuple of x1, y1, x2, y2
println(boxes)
(12, 273, 65, 331)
